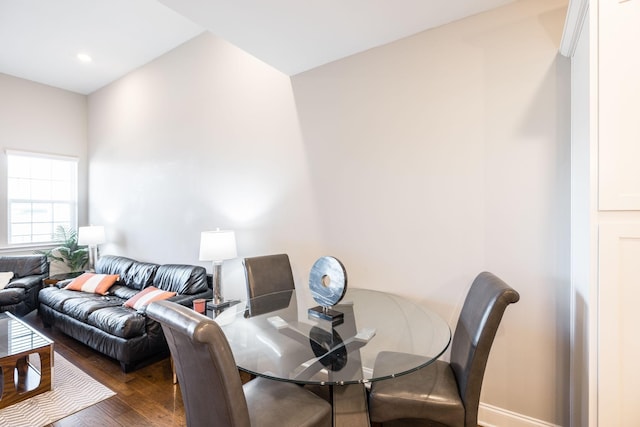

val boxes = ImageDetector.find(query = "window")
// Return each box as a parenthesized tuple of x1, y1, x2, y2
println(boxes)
(6, 150, 78, 244)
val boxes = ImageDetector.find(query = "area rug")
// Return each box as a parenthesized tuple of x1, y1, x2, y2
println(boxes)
(0, 353, 116, 427)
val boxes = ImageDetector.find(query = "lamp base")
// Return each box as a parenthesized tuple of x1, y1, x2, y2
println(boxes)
(88, 245, 98, 272)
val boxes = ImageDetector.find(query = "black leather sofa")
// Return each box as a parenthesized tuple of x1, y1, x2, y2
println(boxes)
(39, 255, 212, 371)
(0, 255, 49, 316)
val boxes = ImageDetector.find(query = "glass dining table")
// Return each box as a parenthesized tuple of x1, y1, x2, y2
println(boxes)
(215, 288, 451, 427)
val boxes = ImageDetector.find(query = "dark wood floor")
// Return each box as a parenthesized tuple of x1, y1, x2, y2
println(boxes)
(21, 311, 186, 427)
(20, 312, 479, 427)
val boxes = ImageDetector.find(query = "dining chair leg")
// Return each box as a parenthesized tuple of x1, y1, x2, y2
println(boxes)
(170, 356, 177, 384)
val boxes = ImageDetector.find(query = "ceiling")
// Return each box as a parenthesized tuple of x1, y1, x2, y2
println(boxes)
(0, 0, 517, 95)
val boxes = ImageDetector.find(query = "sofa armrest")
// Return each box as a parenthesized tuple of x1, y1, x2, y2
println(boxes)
(0, 288, 24, 305)
(7, 274, 45, 290)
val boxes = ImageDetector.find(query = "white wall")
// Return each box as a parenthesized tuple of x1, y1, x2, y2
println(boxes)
(569, 12, 590, 427)
(87, 33, 325, 302)
(87, 0, 570, 424)
(0, 73, 88, 258)
(293, 0, 570, 424)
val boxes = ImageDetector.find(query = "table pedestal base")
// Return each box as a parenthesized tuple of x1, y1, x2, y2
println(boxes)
(331, 383, 370, 427)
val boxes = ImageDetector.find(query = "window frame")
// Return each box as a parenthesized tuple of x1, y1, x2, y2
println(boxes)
(5, 149, 79, 246)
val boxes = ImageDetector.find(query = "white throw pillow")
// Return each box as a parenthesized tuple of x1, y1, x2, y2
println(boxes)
(0, 271, 14, 290)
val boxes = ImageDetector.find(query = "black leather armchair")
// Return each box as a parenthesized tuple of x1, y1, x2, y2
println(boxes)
(368, 271, 520, 427)
(0, 255, 49, 316)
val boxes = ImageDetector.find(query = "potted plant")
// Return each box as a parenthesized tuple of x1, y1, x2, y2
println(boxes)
(36, 225, 89, 272)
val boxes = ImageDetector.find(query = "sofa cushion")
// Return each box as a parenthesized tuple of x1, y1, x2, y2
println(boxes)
(153, 264, 208, 295)
(87, 306, 147, 339)
(108, 284, 140, 300)
(39, 286, 146, 338)
(58, 294, 125, 323)
(122, 262, 159, 291)
(0, 255, 48, 278)
(39, 287, 88, 311)
(124, 286, 176, 310)
(65, 273, 119, 295)
(96, 255, 135, 279)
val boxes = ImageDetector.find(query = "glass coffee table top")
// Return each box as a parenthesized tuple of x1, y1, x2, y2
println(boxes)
(217, 288, 451, 385)
(0, 312, 53, 358)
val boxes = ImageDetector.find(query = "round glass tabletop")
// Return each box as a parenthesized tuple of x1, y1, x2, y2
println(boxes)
(216, 288, 451, 386)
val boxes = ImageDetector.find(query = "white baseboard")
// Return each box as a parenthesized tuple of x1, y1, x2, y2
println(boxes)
(479, 403, 562, 427)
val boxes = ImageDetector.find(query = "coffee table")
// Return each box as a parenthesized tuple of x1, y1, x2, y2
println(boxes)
(0, 312, 54, 409)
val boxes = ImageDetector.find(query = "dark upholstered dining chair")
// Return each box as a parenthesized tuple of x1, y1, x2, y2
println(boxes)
(368, 271, 520, 427)
(243, 253, 295, 298)
(146, 300, 331, 427)
(243, 254, 295, 317)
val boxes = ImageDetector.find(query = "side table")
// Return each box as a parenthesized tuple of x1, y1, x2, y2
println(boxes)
(43, 271, 83, 287)
(206, 299, 241, 317)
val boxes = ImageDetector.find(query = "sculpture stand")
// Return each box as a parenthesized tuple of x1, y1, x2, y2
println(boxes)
(308, 305, 344, 325)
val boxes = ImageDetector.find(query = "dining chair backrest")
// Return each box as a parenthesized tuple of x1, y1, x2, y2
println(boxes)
(243, 253, 295, 299)
(450, 271, 520, 427)
(146, 300, 251, 427)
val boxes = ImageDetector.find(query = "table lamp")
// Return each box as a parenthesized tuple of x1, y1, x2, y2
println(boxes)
(78, 225, 106, 271)
(199, 229, 237, 308)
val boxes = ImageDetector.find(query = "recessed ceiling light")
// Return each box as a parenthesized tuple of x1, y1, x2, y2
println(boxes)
(77, 53, 92, 63)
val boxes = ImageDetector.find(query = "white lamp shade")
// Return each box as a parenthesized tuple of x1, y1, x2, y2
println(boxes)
(78, 226, 106, 246)
(199, 230, 237, 261)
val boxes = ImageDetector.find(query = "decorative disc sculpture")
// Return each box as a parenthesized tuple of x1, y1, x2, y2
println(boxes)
(308, 256, 347, 324)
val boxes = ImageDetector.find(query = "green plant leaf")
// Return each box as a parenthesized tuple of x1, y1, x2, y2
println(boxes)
(34, 225, 89, 272)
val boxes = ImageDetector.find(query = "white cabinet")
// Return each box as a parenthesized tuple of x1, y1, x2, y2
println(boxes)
(562, 0, 640, 425)
(598, 223, 640, 426)
(598, 0, 640, 210)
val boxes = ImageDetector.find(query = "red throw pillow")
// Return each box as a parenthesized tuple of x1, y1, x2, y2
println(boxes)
(65, 273, 119, 295)
(124, 286, 176, 310)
